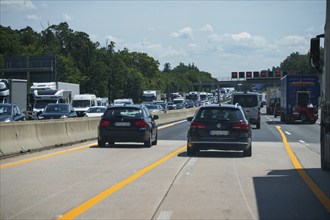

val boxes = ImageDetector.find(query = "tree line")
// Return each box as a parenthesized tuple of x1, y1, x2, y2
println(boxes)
(0, 22, 322, 103)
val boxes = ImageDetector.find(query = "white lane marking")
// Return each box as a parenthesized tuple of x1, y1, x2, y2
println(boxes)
(157, 210, 173, 220)
(299, 140, 306, 144)
(233, 159, 256, 220)
(185, 157, 198, 176)
(158, 120, 187, 129)
(285, 131, 292, 135)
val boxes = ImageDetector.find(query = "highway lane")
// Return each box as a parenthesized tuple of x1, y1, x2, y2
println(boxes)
(1, 114, 329, 219)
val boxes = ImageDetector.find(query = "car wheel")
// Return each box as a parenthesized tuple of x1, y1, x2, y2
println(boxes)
(187, 144, 197, 156)
(243, 143, 252, 157)
(152, 132, 158, 145)
(300, 114, 307, 122)
(144, 134, 152, 148)
(98, 138, 106, 147)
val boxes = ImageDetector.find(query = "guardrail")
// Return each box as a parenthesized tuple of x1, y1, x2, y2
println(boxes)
(0, 108, 197, 157)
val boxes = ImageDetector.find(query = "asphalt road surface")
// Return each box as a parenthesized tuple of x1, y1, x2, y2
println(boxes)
(1, 112, 329, 220)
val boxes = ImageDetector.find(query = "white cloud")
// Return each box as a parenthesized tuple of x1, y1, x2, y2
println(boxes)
(277, 35, 307, 46)
(171, 27, 194, 39)
(207, 32, 270, 52)
(200, 24, 214, 33)
(62, 13, 72, 21)
(0, 0, 36, 10)
(27, 14, 40, 20)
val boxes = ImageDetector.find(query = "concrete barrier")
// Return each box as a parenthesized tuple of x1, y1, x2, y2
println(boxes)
(0, 108, 197, 157)
(0, 121, 42, 156)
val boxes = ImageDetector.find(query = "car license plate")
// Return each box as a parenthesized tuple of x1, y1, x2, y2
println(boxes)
(209, 130, 229, 136)
(115, 122, 131, 126)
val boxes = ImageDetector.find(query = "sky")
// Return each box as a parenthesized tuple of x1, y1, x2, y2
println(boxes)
(0, 0, 327, 79)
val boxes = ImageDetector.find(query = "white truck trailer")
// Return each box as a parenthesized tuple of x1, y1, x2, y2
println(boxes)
(0, 79, 27, 111)
(142, 90, 161, 104)
(31, 82, 80, 113)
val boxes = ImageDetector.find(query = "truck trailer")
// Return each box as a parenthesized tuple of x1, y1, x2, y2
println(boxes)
(0, 79, 27, 111)
(31, 82, 80, 113)
(142, 90, 161, 104)
(280, 74, 319, 124)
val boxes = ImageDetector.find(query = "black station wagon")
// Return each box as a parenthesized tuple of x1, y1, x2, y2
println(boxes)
(98, 105, 158, 147)
(187, 104, 252, 156)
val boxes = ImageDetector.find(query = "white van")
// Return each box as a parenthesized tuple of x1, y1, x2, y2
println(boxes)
(231, 92, 260, 129)
(72, 94, 97, 117)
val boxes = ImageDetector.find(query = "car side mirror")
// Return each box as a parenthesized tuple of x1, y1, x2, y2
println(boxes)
(153, 115, 159, 120)
(187, 117, 193, 121)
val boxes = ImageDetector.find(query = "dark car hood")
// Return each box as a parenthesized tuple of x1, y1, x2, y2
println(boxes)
(0, 115, 11, 122)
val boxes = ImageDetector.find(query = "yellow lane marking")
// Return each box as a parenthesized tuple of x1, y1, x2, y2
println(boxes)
(57, 145, 187, 220)
(276, 126, 330, 213)
(0, 144, 94, 169)
(0, 121, 187, 169)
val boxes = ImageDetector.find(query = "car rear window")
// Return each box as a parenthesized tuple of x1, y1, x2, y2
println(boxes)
(233, 95, 258, 108)
(196, 108, 243, 121)
(104, 108, 142, 118)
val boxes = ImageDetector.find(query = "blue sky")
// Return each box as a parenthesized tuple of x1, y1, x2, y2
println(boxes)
(0, 0, 326, 78)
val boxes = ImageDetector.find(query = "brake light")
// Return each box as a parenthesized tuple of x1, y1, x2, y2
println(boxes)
(232, 121, 249, 130)
(191, 121, 206, 129)
(135, 120, 148, 128)
(100, 120, 110, 127)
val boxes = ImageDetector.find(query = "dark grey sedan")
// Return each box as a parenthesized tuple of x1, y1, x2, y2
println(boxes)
(187, 104, 252, 156)
(0, 103, 25, 122)
(38, 103, 77, 120)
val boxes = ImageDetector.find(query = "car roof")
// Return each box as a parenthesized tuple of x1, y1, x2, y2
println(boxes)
(107, 104, 144, 109)
(200, 103, 242, 110)
(232, 92, 259, 96)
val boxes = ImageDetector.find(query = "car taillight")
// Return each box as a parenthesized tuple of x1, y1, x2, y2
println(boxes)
(232, 121, 249, 130)
(191, 121, 206, 129)
(135, 120, 148, 128)
(100, 120, 110, 127)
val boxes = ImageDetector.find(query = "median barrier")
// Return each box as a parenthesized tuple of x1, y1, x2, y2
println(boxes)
(0, 121, 42, 156)
(66, 117, 99, 142)
(36, 120, 72, 148)
(155, 107, 197, 125)
(0, 108, 197, 157)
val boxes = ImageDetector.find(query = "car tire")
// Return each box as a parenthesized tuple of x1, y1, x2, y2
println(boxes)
(98, 138, 106, 147)
(243, 143, 252, 157)
(152, 133, 158, 145)
(187, 144, 197, 156)
(144, 134, 152, 148)
(256, 122, 260, 129)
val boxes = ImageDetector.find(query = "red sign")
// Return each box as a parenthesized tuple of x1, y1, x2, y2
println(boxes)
(231, 72, 238, 78)
(260, 70, 267, 77)
(275, 70, 281, 77)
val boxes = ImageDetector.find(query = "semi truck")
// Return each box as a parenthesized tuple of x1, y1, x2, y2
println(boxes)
(266, 87, 281, 115)
(142, 90, 161, 104)
(310, 0, 330, 171)
(31, 82, 80, 113)
(280, 74, 319, 124)
(0, 79, 27, 111)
